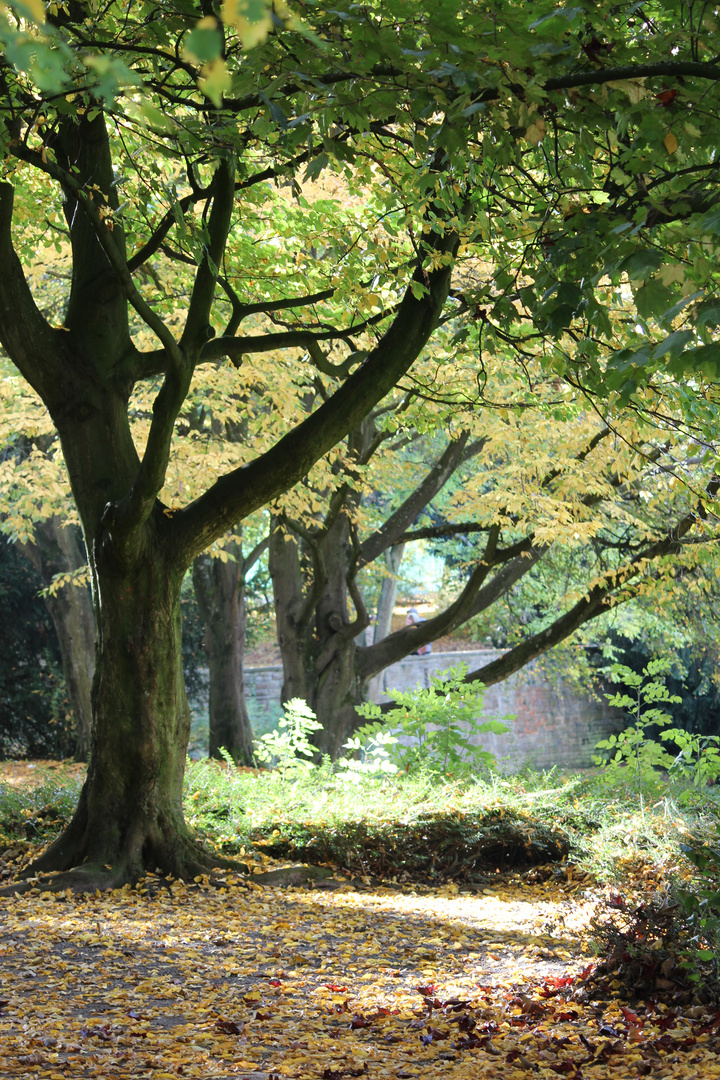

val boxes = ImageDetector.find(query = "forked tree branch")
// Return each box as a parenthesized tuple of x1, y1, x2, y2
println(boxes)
(173, 213, 463, 564)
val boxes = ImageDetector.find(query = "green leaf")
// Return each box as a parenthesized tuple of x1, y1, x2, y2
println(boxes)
(303, 152, 330, 182)
(695, 299, 720, 328)
(697, 205, 720, 236)
(670, 343, 720, 379)
(634, 280, 672, 321)
(259, 92, 290, 129)
(617, 249, 665, 282)
(184, 26, 224, 63)
(653, 329, 693, 359)
(529, 6, 584, 31)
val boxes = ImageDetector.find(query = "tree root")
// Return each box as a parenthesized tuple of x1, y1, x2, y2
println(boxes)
(0, 849, 335, 896)
(252, 864, 335, 886)
(0, 863, 129, 896)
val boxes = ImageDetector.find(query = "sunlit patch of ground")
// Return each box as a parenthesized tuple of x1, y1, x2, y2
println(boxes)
(0, 759, 87, 787)
(1, 871, 719, 1078)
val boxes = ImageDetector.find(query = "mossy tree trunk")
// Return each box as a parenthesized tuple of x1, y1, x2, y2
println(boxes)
(32, 522, 202, 885)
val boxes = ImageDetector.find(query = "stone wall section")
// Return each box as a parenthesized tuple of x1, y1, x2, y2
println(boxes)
(244, 649, 626, 770)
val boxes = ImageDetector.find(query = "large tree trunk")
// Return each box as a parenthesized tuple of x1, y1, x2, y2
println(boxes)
(192, 543, 255, 764)
(18, 518, 95, 761)
(31, 519, 212, 888)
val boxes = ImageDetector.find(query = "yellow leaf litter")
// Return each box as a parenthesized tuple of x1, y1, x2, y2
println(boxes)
(1, 871, 719, 1078)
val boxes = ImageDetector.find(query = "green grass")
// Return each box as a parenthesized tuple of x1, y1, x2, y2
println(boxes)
(1, 759, 718, 890)
(182, 759, 720, 887)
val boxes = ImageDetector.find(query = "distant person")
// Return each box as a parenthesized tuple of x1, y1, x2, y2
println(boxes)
(406, 608, 432, 655)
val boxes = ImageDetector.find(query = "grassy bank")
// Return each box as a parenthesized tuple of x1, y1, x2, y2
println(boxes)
(1, 758, 717, 890)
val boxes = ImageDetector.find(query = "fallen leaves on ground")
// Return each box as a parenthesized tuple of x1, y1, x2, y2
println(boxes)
(0, 759, 86, 787)
(1, 868, 719, 1079)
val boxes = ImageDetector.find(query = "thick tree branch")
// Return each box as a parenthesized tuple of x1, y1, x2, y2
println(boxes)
(357, 525, 538, 680)
(0, 182, 64, 398)
(543, 61, 720, 93)
(173, 218, 462, 565)
(117, 361, 194, 533)
(201, 313, 386, 366)
(459, 479, 720, 688)
(306, 340, 362, 379)
(399, 521, 490, 542)
(242, 534, 270, 577)
(220, 285, 337, 329)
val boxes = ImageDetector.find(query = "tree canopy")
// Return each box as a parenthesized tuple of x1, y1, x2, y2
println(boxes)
(1, 0, 720, 889)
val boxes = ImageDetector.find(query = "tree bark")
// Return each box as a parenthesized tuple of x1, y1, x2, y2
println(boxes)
(270, 513, 367, 759)
(192, 543, 255, 764)
(30, 517, 216, 888)
(367, 544, 405, 703)
(17, 518, 95, 761)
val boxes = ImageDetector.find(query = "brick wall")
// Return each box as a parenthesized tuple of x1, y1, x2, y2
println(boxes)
(244, 649, 626, 770)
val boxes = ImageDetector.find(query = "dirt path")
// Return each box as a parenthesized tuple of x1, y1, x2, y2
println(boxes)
(1, 870, 717, 1079)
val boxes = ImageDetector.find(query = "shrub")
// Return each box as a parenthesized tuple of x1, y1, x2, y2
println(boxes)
(355, 662, 509, 778)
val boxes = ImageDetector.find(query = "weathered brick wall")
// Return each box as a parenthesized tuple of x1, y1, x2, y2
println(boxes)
(244, 649, 626, 770)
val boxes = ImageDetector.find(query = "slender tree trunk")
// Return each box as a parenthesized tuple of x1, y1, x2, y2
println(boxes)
(373, 544, 405, 644)
(18, 518, 95, 760)
(192, 544, 255, 764)
(367, 544, 405, 703)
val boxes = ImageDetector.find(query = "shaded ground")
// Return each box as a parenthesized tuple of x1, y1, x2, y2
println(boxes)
(1, 868, 719, 1078)
(0, 759, 87, 787)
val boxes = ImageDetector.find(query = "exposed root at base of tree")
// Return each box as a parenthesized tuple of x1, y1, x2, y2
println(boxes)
(0, 831, 250, 895)
(0, 854, 337, 896)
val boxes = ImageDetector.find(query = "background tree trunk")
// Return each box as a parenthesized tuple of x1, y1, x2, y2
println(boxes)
(367, 543, 405, 703)
(269, 515, 367, 758)
(192, 541, 255, 764)
(18, 518, 95, 760)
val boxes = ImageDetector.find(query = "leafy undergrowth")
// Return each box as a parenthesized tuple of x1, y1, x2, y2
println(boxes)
(2, 761, 720, 1077)
(182, 759, 719, 887)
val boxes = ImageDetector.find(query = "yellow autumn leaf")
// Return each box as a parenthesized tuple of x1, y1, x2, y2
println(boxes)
(22, 0, 46, 23)
(658, 262, 685, 286)
(525, 118, 546, 146)
(198, 57, 232, 106)
(222, 0, 273, 48)
(607, 79, 647, 104)
(664, 130, 679, 155)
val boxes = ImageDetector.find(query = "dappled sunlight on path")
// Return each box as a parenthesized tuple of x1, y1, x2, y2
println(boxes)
(1, 870, 719, 1077)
